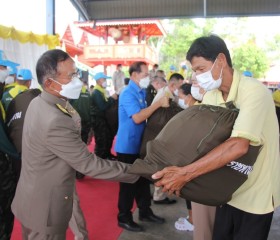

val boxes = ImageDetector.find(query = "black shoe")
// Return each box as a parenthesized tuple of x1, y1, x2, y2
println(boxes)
(139, 212, 165, 224)
(118, 220, 144, 232)
(153, 197, 177, 205)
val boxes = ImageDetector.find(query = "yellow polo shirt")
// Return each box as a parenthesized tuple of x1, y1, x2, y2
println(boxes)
(203, 70, 280, 214)
(273, 90, 280, 107)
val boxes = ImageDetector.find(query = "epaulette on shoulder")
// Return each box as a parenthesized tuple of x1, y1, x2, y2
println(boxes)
(55, 104, 71, 117)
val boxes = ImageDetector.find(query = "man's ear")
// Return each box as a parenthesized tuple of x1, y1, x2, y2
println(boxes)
(131, 72, 137, 79)
(44, 78, 55, 90)
(217, 53, 226, 67)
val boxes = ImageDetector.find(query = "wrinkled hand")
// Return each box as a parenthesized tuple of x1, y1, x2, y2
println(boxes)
(159, 95, 169, 108)
(152, 166, 192, 197)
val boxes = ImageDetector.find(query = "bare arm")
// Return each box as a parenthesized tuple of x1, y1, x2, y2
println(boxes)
(152, 137, 250, 196)
(132, 96, 169, 124)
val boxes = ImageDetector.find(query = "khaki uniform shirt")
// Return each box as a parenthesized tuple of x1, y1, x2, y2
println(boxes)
(12, 91, 138, 234)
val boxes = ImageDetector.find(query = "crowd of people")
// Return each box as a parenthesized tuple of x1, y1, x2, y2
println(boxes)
(0, 34, 279, 240)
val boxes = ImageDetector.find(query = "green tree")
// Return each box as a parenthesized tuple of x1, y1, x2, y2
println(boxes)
(265, 34, 280, 61)
(158, 19, 216, 74)
(232, 43, 269, 78)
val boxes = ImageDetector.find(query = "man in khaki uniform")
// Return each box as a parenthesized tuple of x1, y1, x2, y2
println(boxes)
(12, 49, 138, 240)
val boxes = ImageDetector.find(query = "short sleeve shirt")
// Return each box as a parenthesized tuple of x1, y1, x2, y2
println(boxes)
(202, 70, 280, 214)
(272, 90, 280, 107)
(115, 80, 147, 154)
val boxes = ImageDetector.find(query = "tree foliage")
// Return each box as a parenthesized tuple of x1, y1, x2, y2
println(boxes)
(157, 18, 271, 79)
(232, 43, 269, 78)
(265, 34, 280, 61)
(158, 19, 216, 73)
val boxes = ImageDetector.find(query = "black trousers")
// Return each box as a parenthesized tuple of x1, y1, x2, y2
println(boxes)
(276, 106, 280, 131)
(92, 118, 114, 159)
(0, 152, 16, 240)
(117, 153, 151, 221)
(213, 204, 273, 240)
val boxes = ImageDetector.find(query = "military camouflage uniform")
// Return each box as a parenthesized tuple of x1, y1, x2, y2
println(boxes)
(71, 86, 93, 179)
(91, 89, 116, 159)
(0, 103, 18, 240)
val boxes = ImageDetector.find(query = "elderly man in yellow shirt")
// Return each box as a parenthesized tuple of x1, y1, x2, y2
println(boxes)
(153, 35, 280, 240)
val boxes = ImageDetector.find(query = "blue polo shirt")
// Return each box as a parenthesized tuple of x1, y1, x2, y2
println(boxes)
(115, 80, 146, 154)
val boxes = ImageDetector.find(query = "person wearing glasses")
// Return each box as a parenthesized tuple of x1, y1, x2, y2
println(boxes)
(11, 49, 139, 240)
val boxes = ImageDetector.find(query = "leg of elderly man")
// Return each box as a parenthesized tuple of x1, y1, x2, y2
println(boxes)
(192, 202, 216, 240)
(69, 186, 88, 240)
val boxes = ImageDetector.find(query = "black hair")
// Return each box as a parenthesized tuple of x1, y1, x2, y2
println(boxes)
(186, 35, 232, 67)
(117, 64, 122, 68)
(169, 73, 184, 82)
(124, 77, 130, 85)
(180, 83, 192, 96)
(36, 49, 70, 85)
(153, 64, 159, 68)
(128, 61, 147, 76)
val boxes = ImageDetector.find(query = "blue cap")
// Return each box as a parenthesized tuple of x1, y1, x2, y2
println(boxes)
(170, 65, 176, 71)
(0, 50, 20, 68)
(243, 71, 253, 77)
(181, 65, 187, 70)
(9, 66, 18, 75)
(17, 69, 32, 80)
(94, 72, 110, 81)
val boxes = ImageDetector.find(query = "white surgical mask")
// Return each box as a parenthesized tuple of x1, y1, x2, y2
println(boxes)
(139, 76, 150, 89)
(52, 77, 83, 99)
(174, 89, 179, 96)
(0, 69, 9, 83)
(196, 59, 223, 91)
(191, 86, 204, 102)
(102, 81, 107, 88)
(5, 75, 15, 85)
(178, 98, 188, 109)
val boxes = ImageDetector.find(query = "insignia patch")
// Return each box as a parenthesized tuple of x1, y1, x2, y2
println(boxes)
(55, 104, 71, 117)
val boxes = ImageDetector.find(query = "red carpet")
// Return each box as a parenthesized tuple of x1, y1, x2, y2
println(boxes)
(11, 137, 129, 240)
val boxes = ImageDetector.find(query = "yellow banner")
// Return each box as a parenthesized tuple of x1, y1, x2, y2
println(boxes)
(0, 25, 60, 49)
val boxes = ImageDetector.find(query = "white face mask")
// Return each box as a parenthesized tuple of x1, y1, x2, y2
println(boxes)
(196, 59, 223, 91)
(52, 77, 83, 99)
(5, 75, 15, 85)
(102, 81, 107, 88)
(0, 69, 9, 83)
(191, 86, 204, 102)
(178, 98, 188, 109)
(139, 76, 150, 89)
(174, 88, 179, 96)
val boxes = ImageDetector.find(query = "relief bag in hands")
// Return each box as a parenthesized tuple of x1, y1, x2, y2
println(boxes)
(128, 103, 260, 206)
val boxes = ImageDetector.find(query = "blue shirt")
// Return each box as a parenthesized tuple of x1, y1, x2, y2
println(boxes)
(115, 80, 146, 154)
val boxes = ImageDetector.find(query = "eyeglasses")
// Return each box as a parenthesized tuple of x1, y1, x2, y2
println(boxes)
(54, 70, 81, 81)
